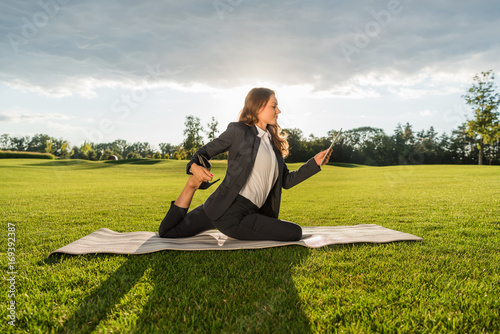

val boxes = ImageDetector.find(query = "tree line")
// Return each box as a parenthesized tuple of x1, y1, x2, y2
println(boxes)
(0, 116, 223, 161)
(286, 123, 498, 165)
(1, 71, 499, 165)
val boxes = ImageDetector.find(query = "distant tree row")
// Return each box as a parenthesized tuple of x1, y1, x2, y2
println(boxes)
(1, 71, 498, 165)
(1, 121, 498, 165)
(0, 116, 224, 162)
(0, 134, 171, 161)
(284, 123, 498, 165)
(288, 70, 499, 165)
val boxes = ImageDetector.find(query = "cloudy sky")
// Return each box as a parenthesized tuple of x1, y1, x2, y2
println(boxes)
(1, 0, 500, 149)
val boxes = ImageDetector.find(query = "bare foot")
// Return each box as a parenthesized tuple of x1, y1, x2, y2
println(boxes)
(186, 175, 203, 189)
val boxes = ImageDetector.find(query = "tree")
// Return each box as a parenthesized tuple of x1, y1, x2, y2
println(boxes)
(51, 138, 70, 158)
(402, 123, 415, 146)
(88, 150, 97, 161)
(338, 127, 387, 165)
(100, 149, 115, 160)
(283, 128, 308, 163)
(353, 127, 388, 165)
(70, 145, 80, 159)
(205, 116, 231, 160)
(183, 115, 204, 157)
(370, 132, 395, 166)
(415, 126, 440, 163)
(305, 134, 330, 162)
(392, 123, 417, 164)
(0, 134, 9, 149)
(205, 117, 219, 142)
(126, 152, 141, 159)
(124, 141, 153, 158)
(27, 134, 51, 153)
(123, 142, 140, 159)
(44, 139, 54, 154)
(462, 70, 500, 165)
(111, 139, 128, 157)
(173, 145, 187, 160)
(8, 136, 30, 151)
(138, 142, 153, 158)
(79, 141, 97, 160)
(159, 143, 174, 159)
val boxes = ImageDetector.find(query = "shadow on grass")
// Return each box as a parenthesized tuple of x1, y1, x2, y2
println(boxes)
(50, 248, 312, 333)
(103, 159, 162, 166)
(327, 162, 363, 168)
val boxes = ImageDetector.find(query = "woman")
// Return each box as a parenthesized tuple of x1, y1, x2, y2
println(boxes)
(159, 87, 332, 241)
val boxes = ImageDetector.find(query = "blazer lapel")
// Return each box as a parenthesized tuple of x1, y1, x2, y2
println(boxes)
(272, 144, 283, 186)
(250, 124, 260, 168)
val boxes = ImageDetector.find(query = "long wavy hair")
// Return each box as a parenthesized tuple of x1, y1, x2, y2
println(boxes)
(238, 88, 289, 158)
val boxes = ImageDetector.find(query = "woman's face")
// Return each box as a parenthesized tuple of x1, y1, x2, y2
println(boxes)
(257, 94, 281, 126)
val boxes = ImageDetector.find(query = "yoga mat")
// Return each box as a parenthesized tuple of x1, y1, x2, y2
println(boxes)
(48, 224, 422, 257)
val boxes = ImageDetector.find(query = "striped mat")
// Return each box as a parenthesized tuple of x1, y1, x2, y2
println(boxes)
(48, 224, 422, 257)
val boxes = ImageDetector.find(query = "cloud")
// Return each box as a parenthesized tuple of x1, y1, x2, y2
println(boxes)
(46, 120, 83, 133)
(0, 0, 499, 98)
(419, 109, 435, 117)
(0, 109, 71, 123)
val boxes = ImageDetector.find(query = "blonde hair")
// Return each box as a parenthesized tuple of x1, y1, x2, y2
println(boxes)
(238, 88, 289, 158)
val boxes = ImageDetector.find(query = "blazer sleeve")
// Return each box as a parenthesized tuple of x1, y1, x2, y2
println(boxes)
(281, 156, 321, 189)
(186, 122, 236, 174)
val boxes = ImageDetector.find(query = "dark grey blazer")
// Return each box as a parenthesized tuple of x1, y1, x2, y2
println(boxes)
(187, 121, 321, 222)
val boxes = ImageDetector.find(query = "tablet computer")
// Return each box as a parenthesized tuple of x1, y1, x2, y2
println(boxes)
(320, 128, 342, 165)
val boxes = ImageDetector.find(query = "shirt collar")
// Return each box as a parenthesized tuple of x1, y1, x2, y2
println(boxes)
(255, 124, 270, 139)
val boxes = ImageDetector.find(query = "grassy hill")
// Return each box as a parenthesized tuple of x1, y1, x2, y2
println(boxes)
(1, 159, 499, 333)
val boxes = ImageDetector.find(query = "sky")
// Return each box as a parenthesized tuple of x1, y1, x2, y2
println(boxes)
(1, 0, 500, 150)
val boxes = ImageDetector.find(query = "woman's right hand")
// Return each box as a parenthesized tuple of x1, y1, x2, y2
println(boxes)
(190, 163, 214, 183)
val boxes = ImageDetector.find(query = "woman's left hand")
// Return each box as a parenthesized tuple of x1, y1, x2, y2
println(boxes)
(314, 149, 332, 166)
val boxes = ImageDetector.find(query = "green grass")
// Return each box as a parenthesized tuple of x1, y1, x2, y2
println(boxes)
(1, 159, 499, 333)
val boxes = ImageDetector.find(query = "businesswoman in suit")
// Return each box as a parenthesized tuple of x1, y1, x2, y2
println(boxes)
(159, 87, 332, 241)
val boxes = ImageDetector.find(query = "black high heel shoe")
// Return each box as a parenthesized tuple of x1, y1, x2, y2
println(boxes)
(198, 178, 220, 190)
(195, 154, 220, 190)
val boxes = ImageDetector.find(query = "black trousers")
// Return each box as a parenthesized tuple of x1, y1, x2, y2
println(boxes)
(158, 194, 302, 241)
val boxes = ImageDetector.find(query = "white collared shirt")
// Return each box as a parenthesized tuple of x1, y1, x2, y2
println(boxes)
(239, 124, 279, 208)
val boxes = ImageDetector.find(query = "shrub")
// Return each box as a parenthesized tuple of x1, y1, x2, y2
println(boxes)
(88, 150, 98, 161)
(173, 147, 187, 160)
(0, 150, 55, 159)
(100, 149, 121, 161)
(126, 152, 141, 159)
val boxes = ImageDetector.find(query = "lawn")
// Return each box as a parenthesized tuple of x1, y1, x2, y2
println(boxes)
(1, 159, 499, 333)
